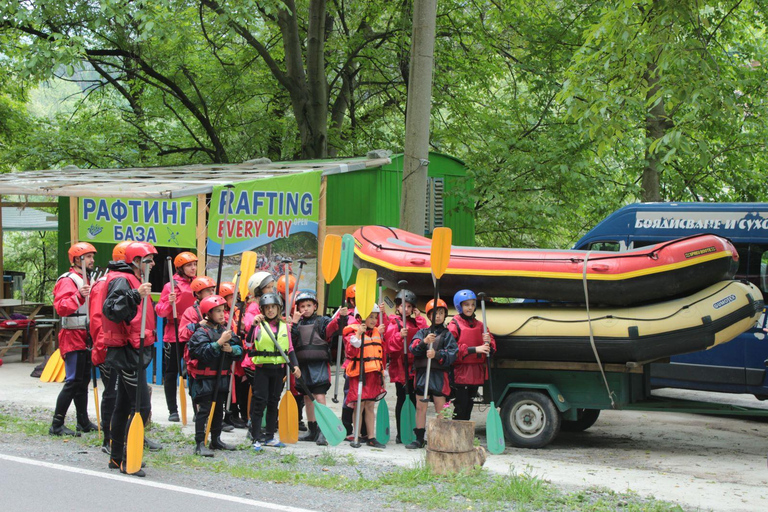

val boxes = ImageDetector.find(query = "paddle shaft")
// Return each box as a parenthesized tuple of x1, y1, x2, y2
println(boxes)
(422, 278, 440, 402)
(333, 234, 355, 403)
(215, 185, 233, 294)
(282, 258, 292, 315)
(289, 260, 306, 310)
(166, 258, 187, 420)
(397, 280, 412, 396)
(352, 330, 365, 447)
(478, 293, 494, 400)
(81, 257, 100, 437)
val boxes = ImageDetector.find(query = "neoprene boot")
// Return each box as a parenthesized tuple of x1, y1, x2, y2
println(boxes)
(300, 421, 318, 442)
(49, 414, 81, 437)
(76, 415, 99, 432)
(144, 437, 163, 451)
(316, 429, 328, 446)
(209, 436, 237, 451)
(195, 442, 214, 457)
(405, 428, 426, 449)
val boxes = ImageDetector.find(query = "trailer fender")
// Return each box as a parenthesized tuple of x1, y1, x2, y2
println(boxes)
(498, 383, 571, 413)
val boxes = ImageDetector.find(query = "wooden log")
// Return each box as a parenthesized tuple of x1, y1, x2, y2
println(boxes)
(426, 446, 487, 475)
(426, 418, 475, 453)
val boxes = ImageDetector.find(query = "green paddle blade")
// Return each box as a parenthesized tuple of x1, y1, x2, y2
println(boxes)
(376, 398, 390, 445)
(486, 401, 505, 454)
(314, 401, 346, 446)
(340, 233, 355, 286)
(400, 400, 416, 445)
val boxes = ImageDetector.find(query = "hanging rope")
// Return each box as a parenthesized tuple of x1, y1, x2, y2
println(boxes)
(583, 250, 616, 409)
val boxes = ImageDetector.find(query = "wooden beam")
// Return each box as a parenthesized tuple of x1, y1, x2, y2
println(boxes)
(325, 225, 363, 237)
(317, 177, 327, 313)
(69, 197, 78, 245)
(1, 202, 59, 208)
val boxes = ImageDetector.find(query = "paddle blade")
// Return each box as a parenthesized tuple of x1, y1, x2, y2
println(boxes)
(400, 400, 416, 445)
(278, 392, 299, 444)
(179, 377, 188, 426)
(40, 349, 62, 382)
(322, 234, 342, 285)
(376, 399, 390, 445)
(54, 358, 66, 382)
(314, 401, 347, 446)
(486, 401, 506, 454)
(204, 400, 216, 446)
(340, 234, 355, 285)
(125, 413, 145, 474)
(355, 268, 377, 319)
(430, 227, 452, 279)
(239, 251, 258, 299)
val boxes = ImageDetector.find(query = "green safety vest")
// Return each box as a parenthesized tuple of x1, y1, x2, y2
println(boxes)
(252, 321, 289, 365)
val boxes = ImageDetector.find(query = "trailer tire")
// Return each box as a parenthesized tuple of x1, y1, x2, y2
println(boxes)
(500, 390, 561, 448)
(560, 408, 601, 432)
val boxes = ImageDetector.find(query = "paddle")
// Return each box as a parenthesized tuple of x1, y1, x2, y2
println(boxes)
(320, 234, 341, 316)
(375, 277, 390, 444)
(215, 185, 234, 294)
(166, 257, 188, 426)
(332, 233, 355, 403)
(81, 257, 100, 438)
(351, 268, 376, 448)
(126, 261, 150, 474)
(290, 259, 307, 308)
(395, 279, 416, 445)
(204, 271, 240, 447)
(39, 348, 63, 383)
(295, 376, 346, 446)
(281, 258, 293, 315)
(226, 252, 258, 415)
(258, 321, 299, 444)
(422, 227, 452, 403)
(478, 292, 505, 454)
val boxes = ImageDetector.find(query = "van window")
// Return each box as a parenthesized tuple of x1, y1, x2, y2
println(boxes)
(587, 241, 621, 252)
(761, 251, 768, 294)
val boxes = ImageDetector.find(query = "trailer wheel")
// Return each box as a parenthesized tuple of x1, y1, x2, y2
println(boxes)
(500, 390, 561, 448)
(560, 408, 601, 432)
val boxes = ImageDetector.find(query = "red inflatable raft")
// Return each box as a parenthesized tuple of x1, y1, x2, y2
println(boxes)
(352, 226, 739, 306)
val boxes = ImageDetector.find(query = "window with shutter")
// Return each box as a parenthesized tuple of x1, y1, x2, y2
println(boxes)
(425, 177, 444, 235)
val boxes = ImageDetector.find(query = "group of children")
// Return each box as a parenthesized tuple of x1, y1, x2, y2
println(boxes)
(51, 242, 496, 477)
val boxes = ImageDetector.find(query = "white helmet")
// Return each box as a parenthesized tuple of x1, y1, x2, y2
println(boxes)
(354, 303, 381, 317)
(247, 271, 275, 295)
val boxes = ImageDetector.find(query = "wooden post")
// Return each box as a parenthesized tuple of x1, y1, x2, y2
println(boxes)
(0, 195, 4, 299)
(317, 176, 327, 313)
(196, 193, 207, 276)
(69, 196, 79, 244)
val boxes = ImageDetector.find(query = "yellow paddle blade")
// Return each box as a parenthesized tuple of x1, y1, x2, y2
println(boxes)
(125, 413, 145, 474)
(239, 251, 258, 299)
(40, 349, 62, 382)
(204, 399, 216, 447)
(179, 377, 188, 426)
(322, 234, 342, 284)
(355, 268, 377, 319)
(54, 358, 66, 382)
(278, 391, 299, 444)
(430, 227, 453, 279)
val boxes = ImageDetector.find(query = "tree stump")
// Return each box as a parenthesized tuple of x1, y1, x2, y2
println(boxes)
(426, 418, 487, 475)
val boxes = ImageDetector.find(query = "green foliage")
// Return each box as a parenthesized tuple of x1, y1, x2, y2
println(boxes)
(3, 230, 58, 303)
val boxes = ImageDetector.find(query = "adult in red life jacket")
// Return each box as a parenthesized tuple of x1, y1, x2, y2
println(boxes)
(384, 288, 427, 443)
(156, 251, 198, 422)
(187, 295, 244, 456)
(448, 290, 495, 421)
(89, 241, 132, 452)
(102, 241, 157, 477)
(407, 299, 458, 449)
(291, 291, 348, 446)
(49, 242, 98, 437)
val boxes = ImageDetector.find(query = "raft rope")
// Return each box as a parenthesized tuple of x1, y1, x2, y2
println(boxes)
(583, 251, 617, 409)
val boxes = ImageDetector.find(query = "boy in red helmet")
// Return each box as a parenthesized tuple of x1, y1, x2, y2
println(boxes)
(156, 251, 198, 422)
(49, 242, 98, 437)
(187, 294, 243, 456)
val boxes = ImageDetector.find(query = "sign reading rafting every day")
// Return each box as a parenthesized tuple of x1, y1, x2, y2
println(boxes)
(207, 171, 321, 255)
(78, 197, 197, 247)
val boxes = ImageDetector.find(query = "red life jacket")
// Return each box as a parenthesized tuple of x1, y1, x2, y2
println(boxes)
(184, 325, 229, 379)
(101, 271, 156, 349)
(451, 315, 487, 366)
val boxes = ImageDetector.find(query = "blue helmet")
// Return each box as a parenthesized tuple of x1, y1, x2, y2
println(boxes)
(453, 289, 477, 312)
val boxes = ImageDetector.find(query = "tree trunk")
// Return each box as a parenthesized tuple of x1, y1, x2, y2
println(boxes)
(400, 0, 436, 233)
(642, 61, 667, 202)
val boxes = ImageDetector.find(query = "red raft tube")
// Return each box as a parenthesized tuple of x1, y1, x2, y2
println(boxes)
(352, 226, 739, 307)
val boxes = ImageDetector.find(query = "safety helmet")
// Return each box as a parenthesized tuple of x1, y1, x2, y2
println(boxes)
(294, 291, 318, 305)
(125, 242, 157, 265)
(453, 289, 477, 312)
(191, 276, 216, 293)
(68, 242, 96, 264)
(199, 295, 227, 316)
(247, 272, 275, 295)
(346, 284, 356, 299)
(259, 293, 284, 311)
(219, 282, 235, 299)
(174, 251, 198, 269)
(425, 298, 448, 316)
(354, 303, 381, 318)
(277, 274, 296, 295)
(394, 289, 417, 306)
(112, 241, 132, 262)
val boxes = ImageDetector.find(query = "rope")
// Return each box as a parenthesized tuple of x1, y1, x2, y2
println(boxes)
(583, 250, 616, 409)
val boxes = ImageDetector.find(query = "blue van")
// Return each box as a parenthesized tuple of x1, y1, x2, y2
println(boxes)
(573, 203, 768, 398)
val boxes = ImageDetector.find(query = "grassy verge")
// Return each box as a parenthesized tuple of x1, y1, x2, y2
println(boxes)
(0, 412, 686, 511)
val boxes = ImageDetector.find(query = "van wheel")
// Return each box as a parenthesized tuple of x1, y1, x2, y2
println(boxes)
(560, 408, 601, 432)
(500, 390, 561, 449)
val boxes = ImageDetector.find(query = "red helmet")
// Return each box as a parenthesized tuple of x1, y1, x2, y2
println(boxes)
(219, 282, 235, 298)
(112, 241, 132, 262)
(125, 242, 157, 265)
(277, 274, 296, 295)
(68, 242, 96, 263)
(346, 284, 356, 299)
(200, 295, 227, 316)
(191, 276, 216, 293)
(174, 251, 198, 269)
(425, 298, 448, 316)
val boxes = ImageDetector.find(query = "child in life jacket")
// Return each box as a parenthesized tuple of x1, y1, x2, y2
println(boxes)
(291, 291, 348, 445)
(178, 276, 217, 344)
(344, 304, 387, 448)
(219, 281, 248, 430)
(448, 290, 495, 421)
(248, 293, 301, 450)
(187, 294, 243, 457)
(407, 298, 458, 449)
(384, 288, 427, 443)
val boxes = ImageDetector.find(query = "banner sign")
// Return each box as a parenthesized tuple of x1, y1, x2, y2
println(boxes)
(207, 171, 321, 255)
(634, 210, 768, 236)
(79, 197, 197, 247)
